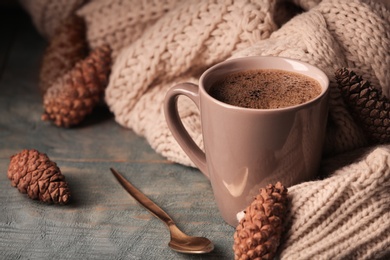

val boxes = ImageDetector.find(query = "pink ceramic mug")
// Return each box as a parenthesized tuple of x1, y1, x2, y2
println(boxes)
(164, 56, 329, 226)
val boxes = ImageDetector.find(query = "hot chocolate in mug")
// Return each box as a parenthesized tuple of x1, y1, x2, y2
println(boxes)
(164, 56, 329, 226)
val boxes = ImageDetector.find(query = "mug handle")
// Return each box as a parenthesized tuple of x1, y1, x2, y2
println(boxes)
(164, 83, 209, 179)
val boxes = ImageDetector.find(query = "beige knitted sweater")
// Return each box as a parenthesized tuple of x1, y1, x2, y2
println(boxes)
(21, 0, 390, 259)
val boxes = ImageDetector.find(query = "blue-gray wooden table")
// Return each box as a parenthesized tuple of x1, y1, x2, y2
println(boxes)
(0, 7, 234, 260)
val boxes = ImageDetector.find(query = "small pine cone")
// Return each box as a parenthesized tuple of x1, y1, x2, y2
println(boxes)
(42, 45, 112, 127)
(39, 15, 89, 95)
(7, 149, 70, 205)
(233, 182, 288, 260)
(335, 68, 390, 144)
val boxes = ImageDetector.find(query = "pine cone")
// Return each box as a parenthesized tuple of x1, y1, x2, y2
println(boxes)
(39, 14, 89, 95)
(233, 182, 288, 260)
(41, 44, 112, 127)
(7, 149, 70, 205)
(335, 68, 390, 144)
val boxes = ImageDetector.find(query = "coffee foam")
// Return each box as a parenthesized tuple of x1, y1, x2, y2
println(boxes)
(209, 69, 322, 109)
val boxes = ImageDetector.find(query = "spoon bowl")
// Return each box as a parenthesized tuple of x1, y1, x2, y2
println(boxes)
(110, 168, 214, 254)
(168, 224, 214, 254)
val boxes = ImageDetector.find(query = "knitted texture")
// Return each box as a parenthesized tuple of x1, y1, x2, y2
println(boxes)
(102, 0, 278, 166)
(23, 0, 390, 161)
(76, 0, 184, 58)
(91, 0, 388, 163)
(103, 0, 277, 123)
(231, 0, 390, 155)
(278, 146, 390, 259)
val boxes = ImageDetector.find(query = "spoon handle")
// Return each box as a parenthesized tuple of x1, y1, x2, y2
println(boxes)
(110, 168, 174, 226)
